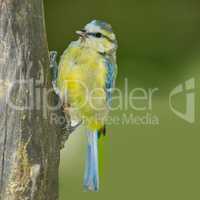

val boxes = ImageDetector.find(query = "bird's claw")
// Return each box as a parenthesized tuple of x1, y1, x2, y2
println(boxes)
(60, 120, 82, 149)
(64, 120, 82, 134)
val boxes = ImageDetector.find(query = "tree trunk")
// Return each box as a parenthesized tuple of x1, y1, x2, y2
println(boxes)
(0, 0, 64, 199)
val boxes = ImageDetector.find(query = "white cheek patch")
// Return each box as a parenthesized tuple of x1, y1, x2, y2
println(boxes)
(85, 37, 104, 53)
(109, 33, 116, 41)
(98, 43, 106, 53)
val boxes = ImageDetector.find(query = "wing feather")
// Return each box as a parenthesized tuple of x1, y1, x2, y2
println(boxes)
(104, 57, 117, 105)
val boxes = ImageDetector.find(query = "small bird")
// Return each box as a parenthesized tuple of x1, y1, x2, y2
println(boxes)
(56, 20, 118, 191)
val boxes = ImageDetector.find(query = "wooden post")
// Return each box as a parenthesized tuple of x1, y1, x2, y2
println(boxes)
(0, 0, 65, 199)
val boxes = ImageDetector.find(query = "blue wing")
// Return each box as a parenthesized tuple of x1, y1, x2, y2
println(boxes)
(104, 57, 117, 105)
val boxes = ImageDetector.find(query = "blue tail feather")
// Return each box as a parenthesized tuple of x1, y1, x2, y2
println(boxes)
(83, 131, 99, 192)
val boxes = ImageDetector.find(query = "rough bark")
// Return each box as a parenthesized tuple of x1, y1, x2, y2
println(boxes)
(0, 0, 64, 199)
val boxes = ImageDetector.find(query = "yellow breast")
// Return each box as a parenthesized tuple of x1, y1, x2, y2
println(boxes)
(57, 44, 108, 130)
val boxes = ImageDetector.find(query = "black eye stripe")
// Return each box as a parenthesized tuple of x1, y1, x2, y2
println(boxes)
(87, 32, 114, 42)
(87, 32, 102, 37)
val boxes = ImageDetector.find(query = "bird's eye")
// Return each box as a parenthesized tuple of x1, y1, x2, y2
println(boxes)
(94, 32, 102, 38)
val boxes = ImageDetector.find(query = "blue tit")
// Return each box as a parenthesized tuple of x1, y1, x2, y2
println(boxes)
(56, 20, 118, 191)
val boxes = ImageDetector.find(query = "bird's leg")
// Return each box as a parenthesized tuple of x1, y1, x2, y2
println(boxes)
(59, 105, 82, 148)
(63, 104, 82, 133)
(67, 119, 82, 133)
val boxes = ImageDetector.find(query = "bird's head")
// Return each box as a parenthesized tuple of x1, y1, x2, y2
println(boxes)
(76, 20, 118, 54)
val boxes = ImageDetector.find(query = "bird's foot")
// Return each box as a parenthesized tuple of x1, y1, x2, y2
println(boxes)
(65, 120, 82, 134)
(60, 120, 82, 149)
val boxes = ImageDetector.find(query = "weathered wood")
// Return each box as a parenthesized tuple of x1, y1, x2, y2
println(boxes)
(0, 0, 65, 199)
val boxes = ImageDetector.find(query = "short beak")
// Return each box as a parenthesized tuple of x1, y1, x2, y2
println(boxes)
(76, 30, 86, 37)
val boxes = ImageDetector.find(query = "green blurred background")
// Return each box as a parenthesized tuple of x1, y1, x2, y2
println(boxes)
(44, 0, 200, 199)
